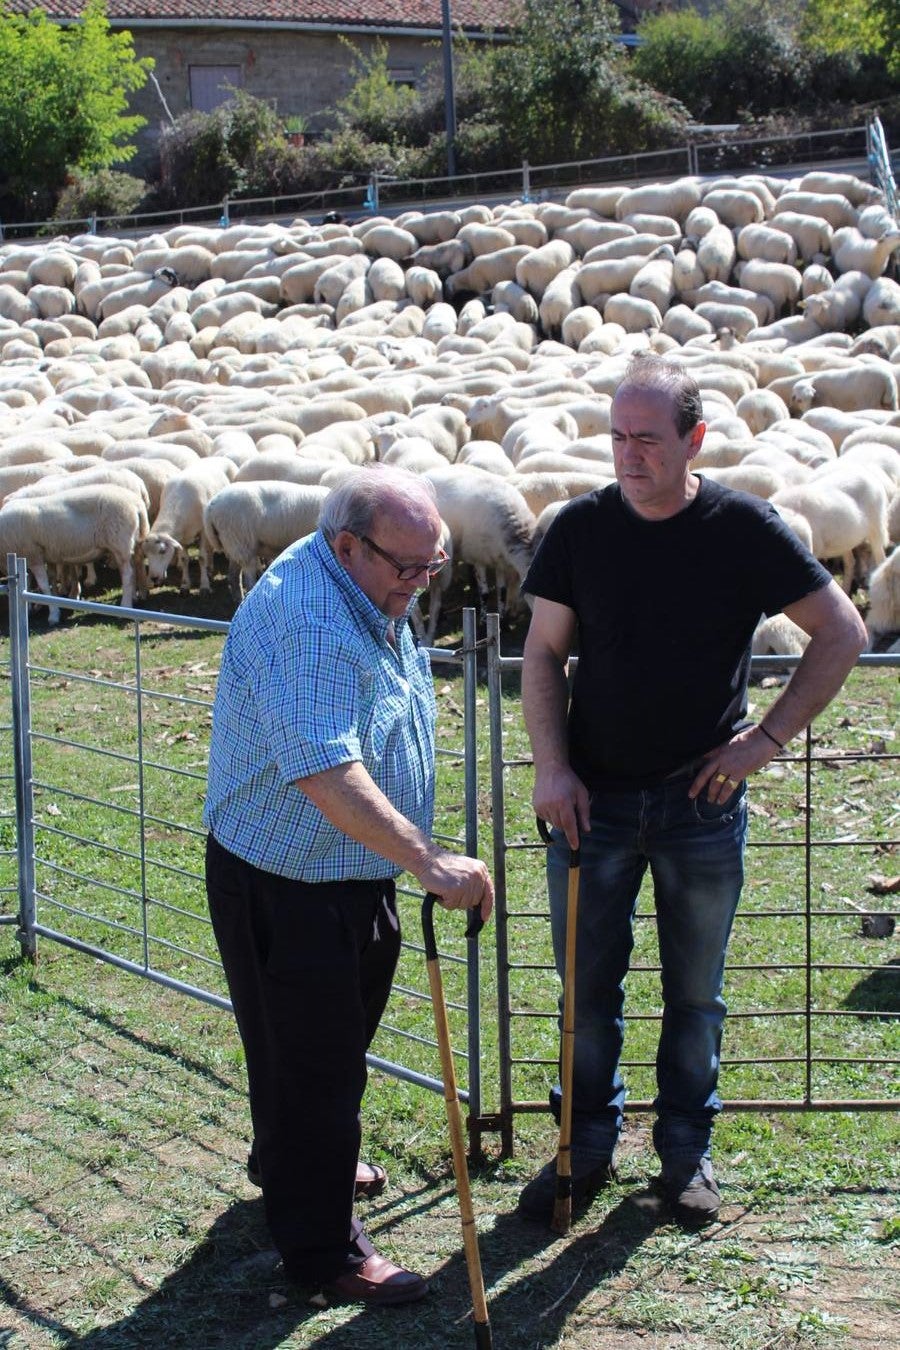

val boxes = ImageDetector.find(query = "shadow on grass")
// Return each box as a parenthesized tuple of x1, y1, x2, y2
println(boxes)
(46, 1175, 667, 1349)
(842, 956, 900, 1018)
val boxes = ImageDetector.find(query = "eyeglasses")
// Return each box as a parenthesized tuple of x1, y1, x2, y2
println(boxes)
(360, 535, 448, 581)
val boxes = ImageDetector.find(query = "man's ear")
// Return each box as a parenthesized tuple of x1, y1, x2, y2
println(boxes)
(688, 420, 707, 458)
(332, 529, 357, 566)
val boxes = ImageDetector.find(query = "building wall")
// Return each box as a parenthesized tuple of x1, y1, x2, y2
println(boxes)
(128, 26, 446, 174)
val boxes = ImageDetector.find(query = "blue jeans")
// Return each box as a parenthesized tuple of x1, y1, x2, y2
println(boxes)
(546, 767, 747, 1167)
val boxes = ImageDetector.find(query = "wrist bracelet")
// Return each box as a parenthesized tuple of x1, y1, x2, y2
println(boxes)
(758, 723, 785, 751)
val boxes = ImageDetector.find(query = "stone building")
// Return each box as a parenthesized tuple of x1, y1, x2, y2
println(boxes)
(3, 1, 521, 170)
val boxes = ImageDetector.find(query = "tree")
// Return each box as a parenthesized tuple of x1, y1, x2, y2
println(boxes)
(488, 0, 686, 163)
(0, 0, 152, 219)
(799, 0, 885, 55)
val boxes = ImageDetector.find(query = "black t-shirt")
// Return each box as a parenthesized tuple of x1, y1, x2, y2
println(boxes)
(522, 476, 831, 788)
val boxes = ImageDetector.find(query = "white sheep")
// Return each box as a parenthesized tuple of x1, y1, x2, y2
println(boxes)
(510, 469, 612, 516)
(423, 464, 537, 622)
(736, 223, 798, 265)
(0, 483, 148, 621)
(800, 271, 873, 333)
(774, 191, 857, 231)
(204, 480, 331, 600)
(751, 612, 811, 657)
(539, 266, 583, 339)
(865, 548, 900, 643)
(791, 363, 898, 415)
(831, 225, 900, 279)
(862, 277, 900, 330)
(603, 294, 663, 334)
(735, 388, 790, 435)
(768, 211, 834, 262)
(696, 224, 737, 283)
(771, 478, 887, 592)
(734, 258, 803, 316)
(142, 458, 237, 592)
(798, 171, 881, 207)
(700, 188, 764, 228)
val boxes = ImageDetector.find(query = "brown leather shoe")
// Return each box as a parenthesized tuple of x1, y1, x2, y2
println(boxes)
(354, 1160, 388, 1198)
(315, 1252, 430, 1307)
(246, 1152, 387, 1199)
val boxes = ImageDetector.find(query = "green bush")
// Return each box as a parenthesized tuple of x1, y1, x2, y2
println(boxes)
(335, 38, 419, 144)
(53, 169, 147, 225)
(156, 89, 285, 206)
(633, 0, 895, 123)
(488, 0, 687, 163)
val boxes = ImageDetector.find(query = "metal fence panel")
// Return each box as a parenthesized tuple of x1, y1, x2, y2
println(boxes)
(485, 614, 899, 1148)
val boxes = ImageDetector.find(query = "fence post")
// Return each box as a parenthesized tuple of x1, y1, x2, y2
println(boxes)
(461, 607, 484, 1156)
(522, 160, 531, 203)
(486, 612, 515, 1155)
(220, 196, 230, 228)
(6, 556, 37, 960)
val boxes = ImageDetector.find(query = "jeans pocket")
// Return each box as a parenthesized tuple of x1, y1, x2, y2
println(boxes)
(691, 782, 745, 825)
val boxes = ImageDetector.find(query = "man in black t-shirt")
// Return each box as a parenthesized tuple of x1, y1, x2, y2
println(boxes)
(518, 354, 866, 1226)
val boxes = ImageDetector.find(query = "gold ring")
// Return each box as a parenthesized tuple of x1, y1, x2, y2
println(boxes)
(715, 773, 727, 784)
(727, 778, 739, 789)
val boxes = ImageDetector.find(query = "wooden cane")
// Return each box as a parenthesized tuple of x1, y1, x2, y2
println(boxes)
(422, 894, 492, 1350)
(538, 817, 580, 1236)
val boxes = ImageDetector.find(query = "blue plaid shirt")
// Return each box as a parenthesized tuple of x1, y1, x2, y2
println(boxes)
(203, 530, 437, 881)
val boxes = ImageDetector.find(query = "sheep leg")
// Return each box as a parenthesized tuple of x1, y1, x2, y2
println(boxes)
(29, 559, 62, 625)
(227, 561, 243, 603)
(178, 546, 191, 594)
(840, 551, 856, 594)
(409, 601, 426, 642)
(473, 563, 492, 619)
(198, 532, 214, 594)
(132, 543, 148, 601)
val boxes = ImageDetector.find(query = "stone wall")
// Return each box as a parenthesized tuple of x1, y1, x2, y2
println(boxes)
(129, 26, 442, 175)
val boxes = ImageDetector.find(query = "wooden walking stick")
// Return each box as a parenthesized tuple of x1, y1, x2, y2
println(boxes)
(538, 817, 580, 1236)
(422, 894, 492, 1350)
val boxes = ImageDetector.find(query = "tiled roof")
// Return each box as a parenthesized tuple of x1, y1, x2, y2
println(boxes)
(1, 1, 520, 31)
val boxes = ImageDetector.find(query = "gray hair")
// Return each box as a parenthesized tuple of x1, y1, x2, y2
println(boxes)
(616, 353, 703, 436)
(319, 464, 438, 542)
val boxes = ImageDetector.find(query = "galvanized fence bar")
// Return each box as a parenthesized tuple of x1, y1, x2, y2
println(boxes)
(7, 556, 36, 957)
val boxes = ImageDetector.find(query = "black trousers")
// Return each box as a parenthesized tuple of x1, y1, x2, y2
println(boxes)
(206, 833, 401, 1284)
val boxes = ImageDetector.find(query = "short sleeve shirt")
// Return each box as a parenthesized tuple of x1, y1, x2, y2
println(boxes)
(203, 530, 437, 880)
(522, 477, 831, 787)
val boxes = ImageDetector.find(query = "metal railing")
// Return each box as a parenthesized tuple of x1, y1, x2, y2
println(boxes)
(867, 113, 899, 220)
(0, 124, 871, 243)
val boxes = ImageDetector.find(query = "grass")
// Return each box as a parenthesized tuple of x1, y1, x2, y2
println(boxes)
(0, 592, 897, 1349)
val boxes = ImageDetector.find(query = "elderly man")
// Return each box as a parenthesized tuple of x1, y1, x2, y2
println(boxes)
(204, 465, 493, 1305)
(518, 354, 866, 1226)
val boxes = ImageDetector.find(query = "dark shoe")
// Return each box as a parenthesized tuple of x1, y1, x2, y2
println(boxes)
(517, 1151, 614, 1222)
(313, 1252, 430, 1307)
(657, 1157, 721, 1226)
(246, 1153, 387, 1199)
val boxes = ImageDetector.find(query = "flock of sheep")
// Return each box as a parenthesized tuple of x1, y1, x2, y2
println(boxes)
(0, 165, 898, 648)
